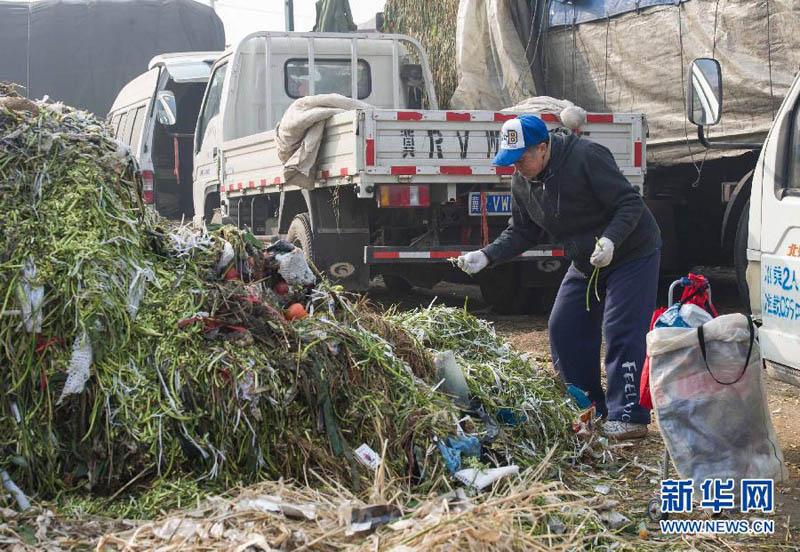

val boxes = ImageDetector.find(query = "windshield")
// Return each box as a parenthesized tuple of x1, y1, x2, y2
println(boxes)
(163, 61, 214, 83)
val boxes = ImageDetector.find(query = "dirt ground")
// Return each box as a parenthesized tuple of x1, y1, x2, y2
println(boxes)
(368, 268, 800, 549)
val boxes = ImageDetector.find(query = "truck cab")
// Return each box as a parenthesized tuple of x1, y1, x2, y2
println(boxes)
(689, 59, 800, 385)
(747, 71, 800, 385)
(192, 32, 435, 225)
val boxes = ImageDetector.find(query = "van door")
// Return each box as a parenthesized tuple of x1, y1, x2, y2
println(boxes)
(757, 73, 800, 382)
(193, 60, 229, 225)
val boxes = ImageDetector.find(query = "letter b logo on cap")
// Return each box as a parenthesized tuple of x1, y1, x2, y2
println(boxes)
(500, 119, 525, 150)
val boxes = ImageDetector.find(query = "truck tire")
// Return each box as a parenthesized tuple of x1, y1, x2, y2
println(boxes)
(382, 274, 413, 292)
(528, 287, 558, 315)
(734, 199, 751, 313)
(287, 213, 314, 260)
(478, 264, 534, 315)
(204, 192, 220, 224)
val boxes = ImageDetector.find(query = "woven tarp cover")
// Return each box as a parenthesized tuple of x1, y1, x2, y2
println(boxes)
(0, 0, 224, 116)
(454, 0, 800, 166)
(544, 0, 800, 165)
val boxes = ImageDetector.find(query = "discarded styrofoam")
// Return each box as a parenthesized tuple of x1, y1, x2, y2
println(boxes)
(276, 248, 316, 286)
(454, 465, 519, 491)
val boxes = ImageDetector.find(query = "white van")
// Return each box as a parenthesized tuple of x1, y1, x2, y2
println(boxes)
(108, 52, 221, 220)
(688, 58, 800, 386)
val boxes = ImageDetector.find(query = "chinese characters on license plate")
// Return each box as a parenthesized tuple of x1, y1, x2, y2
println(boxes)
(468, 191, 512, 216)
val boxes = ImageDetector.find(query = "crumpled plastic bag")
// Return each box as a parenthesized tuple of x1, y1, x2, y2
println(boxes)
(655, 302, 713, 329)
(18, 258, 44, 333)
(276, 249, 316, 286)
(57, 333, 92, 405)
(126, 264, 154, 320)
(436, 435, 481, 474)
(215, 239, 235, 275)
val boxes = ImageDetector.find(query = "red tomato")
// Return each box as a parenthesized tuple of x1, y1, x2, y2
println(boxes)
(273, 281, 289, 296)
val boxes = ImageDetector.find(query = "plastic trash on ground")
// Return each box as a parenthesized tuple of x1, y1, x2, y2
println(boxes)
(572, 405, 609, 461)
(454, 465, 519, 492)
(235, 495, 317, 521)
(276, 248, 316, 286)
(436, 435, 481, 474)
(57, 333, 92, 405)
(1, 470, 31, 511)
(347, 504, 403, 535)
(433, 351, 470, 407)
(18, 258, 44, 333)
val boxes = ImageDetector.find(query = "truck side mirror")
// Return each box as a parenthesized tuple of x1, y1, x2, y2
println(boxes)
(156, 90, 177, 126)
(687, 58, 722, 126)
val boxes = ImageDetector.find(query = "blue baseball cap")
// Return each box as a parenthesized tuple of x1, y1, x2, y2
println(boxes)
(492, 115, 550, 166)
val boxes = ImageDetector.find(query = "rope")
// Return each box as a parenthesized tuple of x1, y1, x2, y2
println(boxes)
(480, 189, 489, 247)
(676, 2, 707, 187)
(571, 10, 578, 101)
(510, 0, 542, 98)
(712, 0, 720, 57)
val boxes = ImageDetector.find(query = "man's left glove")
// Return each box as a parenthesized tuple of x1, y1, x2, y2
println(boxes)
(590, 237, 614, 268)
(456, 250, 489, 274)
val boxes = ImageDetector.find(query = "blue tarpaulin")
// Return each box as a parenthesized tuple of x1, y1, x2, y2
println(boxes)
(549, 0, 688, 28)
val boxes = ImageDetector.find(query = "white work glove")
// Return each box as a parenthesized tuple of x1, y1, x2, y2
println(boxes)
(456, 250, 489, 274)
(590, 237, 615, 268)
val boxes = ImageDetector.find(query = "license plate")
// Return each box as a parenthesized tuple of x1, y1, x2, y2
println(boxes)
(468, 192, 512, 216)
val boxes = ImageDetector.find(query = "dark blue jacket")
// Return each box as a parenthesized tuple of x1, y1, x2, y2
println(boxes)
(482, 133, 661, 276)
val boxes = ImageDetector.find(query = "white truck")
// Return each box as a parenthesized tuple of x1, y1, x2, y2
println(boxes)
(687, 59, 800, 385)
(190, 32, 646, 313)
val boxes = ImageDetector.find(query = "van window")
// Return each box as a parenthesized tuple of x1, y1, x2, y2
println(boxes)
(285, 58, 371, 100)
(117, 111, 131, 143)
(787, 104, 800, 193)
(197, 61, 228, 152)
(110, 113, 122, 136)
(129, 106, 146, 153)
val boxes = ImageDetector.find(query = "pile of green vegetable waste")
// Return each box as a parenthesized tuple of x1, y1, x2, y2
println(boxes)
(0, 86, 578, 517)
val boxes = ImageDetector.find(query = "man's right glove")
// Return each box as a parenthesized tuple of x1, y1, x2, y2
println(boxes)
(456, 250, 489, 274)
